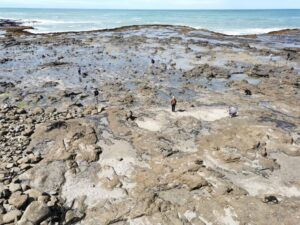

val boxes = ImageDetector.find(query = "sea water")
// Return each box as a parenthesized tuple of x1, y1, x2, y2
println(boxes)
(0, 8, 299, 34)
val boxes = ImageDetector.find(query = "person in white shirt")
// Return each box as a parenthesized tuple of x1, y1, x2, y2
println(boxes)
(229, 106, 238, 117)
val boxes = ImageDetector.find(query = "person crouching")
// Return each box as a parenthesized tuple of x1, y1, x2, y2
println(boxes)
(229, 106, 238, 117)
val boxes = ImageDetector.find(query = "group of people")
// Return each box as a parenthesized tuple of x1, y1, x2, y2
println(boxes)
(92, 88, 237, 118)
(170, 96, 238, 117)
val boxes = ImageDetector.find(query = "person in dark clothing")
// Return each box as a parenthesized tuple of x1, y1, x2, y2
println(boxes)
(171, 96, 177, 112)
(94, 88, 99, 104)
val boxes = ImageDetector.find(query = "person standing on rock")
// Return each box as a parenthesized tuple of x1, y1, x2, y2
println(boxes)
(94, 88, 99, 104)
(171, 96, 177, 112)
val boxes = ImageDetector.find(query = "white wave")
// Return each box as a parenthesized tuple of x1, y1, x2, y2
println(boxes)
(133, 17, 142, 22)
(221, 28, 289, 35)
(28, 26, 105, 34)
(24, 25, 294, 35)
(23, 19, 86, 25)
(1, 18, 98, 26)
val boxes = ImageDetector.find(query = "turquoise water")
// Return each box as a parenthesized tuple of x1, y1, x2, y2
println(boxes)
(0, 8, 299, 34)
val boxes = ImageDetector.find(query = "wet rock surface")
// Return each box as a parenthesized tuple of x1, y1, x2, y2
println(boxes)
(0, 23, 300, 224)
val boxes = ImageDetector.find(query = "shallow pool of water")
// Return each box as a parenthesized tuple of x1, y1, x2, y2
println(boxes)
(125, 81, 138, 91)
(198, 78, 228, 92)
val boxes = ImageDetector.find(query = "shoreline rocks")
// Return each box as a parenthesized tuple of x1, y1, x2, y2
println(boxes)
(0, 24, 299, 224)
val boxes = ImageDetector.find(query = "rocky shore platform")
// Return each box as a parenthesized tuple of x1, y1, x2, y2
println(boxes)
(0, 20, 300, 224)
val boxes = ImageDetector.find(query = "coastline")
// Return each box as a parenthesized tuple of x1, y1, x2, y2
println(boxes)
(1, 8, 300, 35)
(1, 18, 300, 37)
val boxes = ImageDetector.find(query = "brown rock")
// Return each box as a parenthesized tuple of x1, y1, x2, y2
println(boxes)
(8, 192, 29, 209)
(65, 210, 85, 224)
(31, 107, 44, 115)
(180, 174, 209, 191)
(24, 189, 42, 200)
(75, 144, 101, 163)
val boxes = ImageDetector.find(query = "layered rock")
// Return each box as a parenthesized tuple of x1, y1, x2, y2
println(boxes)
(0, 24, 299, 224)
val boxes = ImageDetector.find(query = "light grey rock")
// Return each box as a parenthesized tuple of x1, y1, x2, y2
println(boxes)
(19, 161, 66, 193)
(24, 189, 43, 200)
(19, 201, 51, 225)
(3, 209, 22, 224)
(5, 163, 14, 169)
(65, 210, 85, 224)
(9, 183, 22, 193)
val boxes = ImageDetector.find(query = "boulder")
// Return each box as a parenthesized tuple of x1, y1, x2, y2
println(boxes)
(3, 209, 22, 224)
(75, 144, 101, 163)
(9, 183, 22, 193)
(8, 192, 29, 209)
(183, 64, 230, 78)
(65, 210, 85, 224)
(250, 64, 271, 78)
(24, 189, 43, 200)
(19, 161, 66, 193)
(31, 107, 44, 115)
(44, 107, 56, 115)
(17, 220, 34, 225)
(19, 201, 51, 224)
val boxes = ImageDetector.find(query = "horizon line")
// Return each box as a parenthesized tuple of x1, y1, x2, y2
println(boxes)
(0, 7, 300, 10)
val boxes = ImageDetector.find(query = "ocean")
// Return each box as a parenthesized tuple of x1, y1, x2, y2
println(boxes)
(0, 8, 300, 35)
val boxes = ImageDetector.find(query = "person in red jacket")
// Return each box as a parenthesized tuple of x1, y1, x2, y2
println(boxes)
(171, 96, 177, 112)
